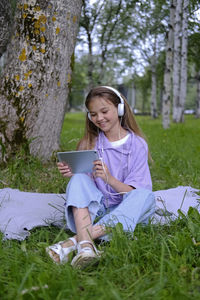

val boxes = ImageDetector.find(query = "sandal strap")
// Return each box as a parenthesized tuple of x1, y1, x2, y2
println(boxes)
(68, 237, 77, 247)
(47, 237, 77, 264)
(77, 240, 100, 255)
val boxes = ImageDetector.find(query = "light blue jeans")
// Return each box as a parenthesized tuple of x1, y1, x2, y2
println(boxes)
(65, 174, 155, 237)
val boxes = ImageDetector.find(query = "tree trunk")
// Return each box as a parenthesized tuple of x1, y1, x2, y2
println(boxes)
(172, 0, 188, 123)
(0, 0, 82, 161)
(129, 79, 136, 112)
(196, 71, 200, 118)
(179, 0, 189, 122)
(150, 38, 158, 119)
(81, 0, 94, 90)
(162, 0, 175, 129)
(172, 0, 182, 122)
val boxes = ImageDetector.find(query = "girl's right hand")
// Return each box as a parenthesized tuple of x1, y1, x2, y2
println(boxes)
(57, 162, 73, 177)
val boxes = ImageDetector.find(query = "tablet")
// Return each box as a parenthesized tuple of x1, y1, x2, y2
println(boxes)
(57, 150, 99, 173)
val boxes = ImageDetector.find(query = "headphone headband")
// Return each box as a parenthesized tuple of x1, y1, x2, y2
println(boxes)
(101, 86, 124, 104)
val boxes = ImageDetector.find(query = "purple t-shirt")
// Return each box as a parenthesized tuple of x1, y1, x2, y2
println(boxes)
(94, 131, 152, 208)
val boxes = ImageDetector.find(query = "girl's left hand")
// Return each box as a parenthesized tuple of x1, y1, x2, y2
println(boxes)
(93, 159, 111, 183)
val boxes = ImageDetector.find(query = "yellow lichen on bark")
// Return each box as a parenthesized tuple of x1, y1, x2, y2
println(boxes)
(40, 48, 46, 54)
(20, 116, 25, 123)
(34, 29, 40, 35)
(23, 4, 28, 10)
(34, 20, 41, 29)
(19, 86, 25, 91)
(52, 16, 56, 22)
(24, 71, 32, 80)
(32, 45, 37, 51)
(28, 83, 32, 88)
(34, 6, 41, 12)
(67, 74, 71, 83)
(57, 81, 61, 87)
(40, 36, 45, 43)
(56, 27, 60, 34)
(15, 75, 20, 81)
(73, 16, 77, 23)
(34, 14, 46, 36)
(39, 15, 47, 24)
(19, 48, 27, 62)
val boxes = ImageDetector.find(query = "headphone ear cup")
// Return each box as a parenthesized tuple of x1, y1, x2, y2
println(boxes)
(118, 103, 124, 116)
(88, 112, 92, 121)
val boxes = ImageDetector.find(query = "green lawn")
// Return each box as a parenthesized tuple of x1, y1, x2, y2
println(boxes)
(0, 114, 200, 299)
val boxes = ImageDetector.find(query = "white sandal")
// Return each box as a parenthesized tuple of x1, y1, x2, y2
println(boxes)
(46, 237, 77, 264)
(71, 240, 101, 269)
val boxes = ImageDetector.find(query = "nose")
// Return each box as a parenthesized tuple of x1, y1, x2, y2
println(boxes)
(96, 113, 104, 121)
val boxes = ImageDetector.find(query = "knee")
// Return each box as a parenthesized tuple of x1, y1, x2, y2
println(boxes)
(66, 173, 93, 192)
(69, 173, 89, 184)
(124, 188, 155, 206)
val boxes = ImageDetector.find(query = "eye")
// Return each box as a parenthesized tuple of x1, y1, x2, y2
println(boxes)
(102, 110, 108, 114)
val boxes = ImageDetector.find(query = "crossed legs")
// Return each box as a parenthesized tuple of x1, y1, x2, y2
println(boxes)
(49, 206, 106, 263)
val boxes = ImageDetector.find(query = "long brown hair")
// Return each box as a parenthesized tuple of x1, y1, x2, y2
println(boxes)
(77, 86, 147, 150)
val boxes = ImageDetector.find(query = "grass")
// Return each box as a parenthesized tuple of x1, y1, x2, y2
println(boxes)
(0, 113, 200, 300)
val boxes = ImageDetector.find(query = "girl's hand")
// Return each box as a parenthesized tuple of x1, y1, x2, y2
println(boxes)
(93, 159, 111, 183)
(57, 162, 73, 178)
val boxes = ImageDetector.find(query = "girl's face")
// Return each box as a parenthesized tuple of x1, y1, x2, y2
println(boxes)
(88, 96, 120, 135)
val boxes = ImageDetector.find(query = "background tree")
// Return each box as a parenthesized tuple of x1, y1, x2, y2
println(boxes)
(188, 32, 200, 118)
(162, 0, 175, 129)
(172, 0, 189, 123)
(0, 0, 82, 161)
(72, 0, 199, 123)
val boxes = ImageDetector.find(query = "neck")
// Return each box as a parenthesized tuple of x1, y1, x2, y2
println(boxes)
(104, 127, 127, 142)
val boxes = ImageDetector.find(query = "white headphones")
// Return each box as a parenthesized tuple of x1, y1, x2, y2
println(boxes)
(87, 86, 125, 121)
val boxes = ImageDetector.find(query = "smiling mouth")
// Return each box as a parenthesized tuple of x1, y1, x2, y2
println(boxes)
(98, 122, 107, 127)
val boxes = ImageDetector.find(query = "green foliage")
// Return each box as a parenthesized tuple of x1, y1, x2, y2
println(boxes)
(0, 114, 200, 299)
(71, 0, 200, 113)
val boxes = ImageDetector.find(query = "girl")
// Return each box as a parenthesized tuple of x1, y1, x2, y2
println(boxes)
(46, 86, 155, 269)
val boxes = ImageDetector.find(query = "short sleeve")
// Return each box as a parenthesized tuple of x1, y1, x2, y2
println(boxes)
(124, 138, 152, 191)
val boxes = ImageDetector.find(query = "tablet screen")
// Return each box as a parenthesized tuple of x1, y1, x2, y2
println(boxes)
(57, 150, 99, 173)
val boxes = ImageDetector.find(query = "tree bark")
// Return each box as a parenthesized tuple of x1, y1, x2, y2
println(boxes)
(150, 37, 158, 119)
(172, 0, 182, 122)
(0, 0, 82, 161)
(130, 80, 136, 111)
(81, 0, 94, 90)
(162, 0, 175, 129)
(172, 0, 189, 123)
(179, 0, 189, 122)
(0, 0, 12, 58)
